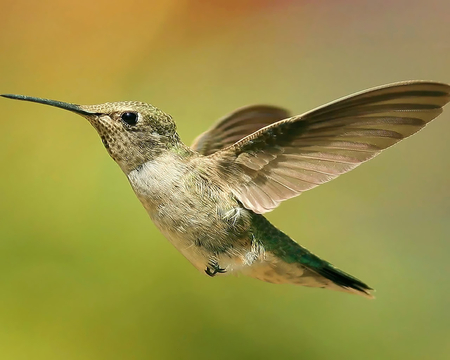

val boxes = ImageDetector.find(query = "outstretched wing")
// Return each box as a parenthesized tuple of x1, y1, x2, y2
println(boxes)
(191, 105, 290, 155)
(211, 81, 450, 214)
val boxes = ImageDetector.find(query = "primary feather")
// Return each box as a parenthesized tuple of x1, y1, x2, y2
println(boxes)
(209, 81, 450, 213)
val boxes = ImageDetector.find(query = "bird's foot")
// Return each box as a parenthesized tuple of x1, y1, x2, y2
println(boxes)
(205, 260, 227, 277)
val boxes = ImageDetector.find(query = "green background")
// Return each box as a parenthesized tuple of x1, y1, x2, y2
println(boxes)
(1, 1, 449, 359)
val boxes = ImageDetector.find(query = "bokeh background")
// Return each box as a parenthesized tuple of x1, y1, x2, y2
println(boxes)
(1, 1, 449, 359)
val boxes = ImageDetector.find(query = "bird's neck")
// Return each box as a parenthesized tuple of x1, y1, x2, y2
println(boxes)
(117, 135, 193, 174)
(125, 146, 196, 213)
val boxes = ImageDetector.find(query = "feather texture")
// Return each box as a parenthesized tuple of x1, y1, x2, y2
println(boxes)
(191, 105, 290, 155)
(211, 81, 450, 213)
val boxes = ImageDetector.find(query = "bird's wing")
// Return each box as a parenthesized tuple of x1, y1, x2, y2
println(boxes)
(191, 105, 291, 155)
(210, 81, 450, 214)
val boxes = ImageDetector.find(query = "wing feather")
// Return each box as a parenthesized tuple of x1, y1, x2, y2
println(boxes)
(211, 81, 450, 213)
(191, 105, 291, 155)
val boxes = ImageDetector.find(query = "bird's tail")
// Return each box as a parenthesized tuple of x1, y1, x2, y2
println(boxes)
(245, 214, 374, 298)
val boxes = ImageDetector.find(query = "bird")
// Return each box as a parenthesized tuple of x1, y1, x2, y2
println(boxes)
(3, 80, 450, 299)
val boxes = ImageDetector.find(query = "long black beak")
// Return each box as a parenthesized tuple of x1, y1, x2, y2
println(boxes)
(1, 94, 95, 116)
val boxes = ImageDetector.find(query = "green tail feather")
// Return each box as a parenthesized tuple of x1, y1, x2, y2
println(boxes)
(314, 263, 373, 297)
(250, 214, 374, 298)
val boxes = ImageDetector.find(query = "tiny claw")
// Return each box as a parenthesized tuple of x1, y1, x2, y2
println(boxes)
(205, 261, 227, 277)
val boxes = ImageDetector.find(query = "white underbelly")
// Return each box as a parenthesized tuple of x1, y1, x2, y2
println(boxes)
(154, 219, 258, 275)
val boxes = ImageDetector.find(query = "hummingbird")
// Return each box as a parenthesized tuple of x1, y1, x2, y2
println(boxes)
(3, 81, 450, 299)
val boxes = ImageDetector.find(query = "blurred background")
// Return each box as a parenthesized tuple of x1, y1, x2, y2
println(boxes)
(1, 0, 449, 359)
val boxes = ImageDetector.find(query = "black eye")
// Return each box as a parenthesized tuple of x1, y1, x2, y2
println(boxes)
(121, 112, 138, 126)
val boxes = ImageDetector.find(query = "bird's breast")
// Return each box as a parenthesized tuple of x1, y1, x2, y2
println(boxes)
(126, 157, 254, 271)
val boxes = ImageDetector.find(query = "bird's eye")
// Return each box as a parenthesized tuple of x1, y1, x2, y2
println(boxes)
(121, 112, 138, 126)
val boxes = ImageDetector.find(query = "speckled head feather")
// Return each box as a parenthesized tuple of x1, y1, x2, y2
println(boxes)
(78, 101, 180, 172)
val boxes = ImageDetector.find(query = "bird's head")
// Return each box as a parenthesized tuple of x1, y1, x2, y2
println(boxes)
(1, 94, 180, 173)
